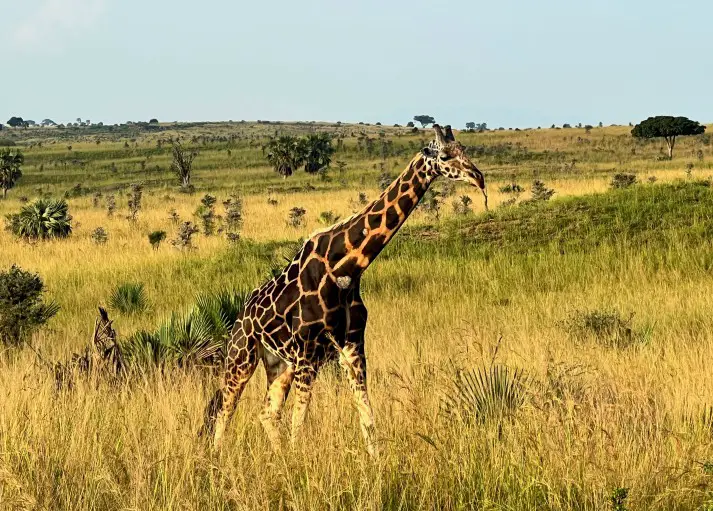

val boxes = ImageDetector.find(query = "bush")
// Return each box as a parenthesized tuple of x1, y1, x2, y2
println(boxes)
(452, 195, 473, 215)
(319, 211, 340, 225)
(109, 283, 148, 315)
(148, 230, 166, 250)
(5, 198, 72, 239)
(562, 308, 649, 349)
(91, 227, 108, 244)
(287, 207, 306, 228)
(0, 266, 59, 346)
(499, 183, 524, 194)
(529, 180, 555, 201)
(610, 173, 637, 189)
(171, 221, 200, 249)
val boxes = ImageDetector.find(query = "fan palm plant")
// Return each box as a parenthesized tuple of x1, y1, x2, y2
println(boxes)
(299, 133, 335, 174)
(109, 282, 148, 315)
(6, 198, 72, 239)
(442, 365, 528, 423)
(265, 135, 305, 178)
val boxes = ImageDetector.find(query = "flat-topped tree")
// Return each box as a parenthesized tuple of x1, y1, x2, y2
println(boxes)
(632, 116, 705, 159)
(413, 115, 435, 128)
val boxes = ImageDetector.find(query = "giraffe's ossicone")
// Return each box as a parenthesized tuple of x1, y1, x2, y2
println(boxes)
(207, 124, 486, 456)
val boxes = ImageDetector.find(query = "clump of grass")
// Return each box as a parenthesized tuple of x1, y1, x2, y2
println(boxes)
(442, 365, 528, 423)
(109, 282, 148, 315)
(91, 227, 108, 245)
(610, 173, 637, 189)
(562, 308, 649, 348)
(147, 230, 166, 250)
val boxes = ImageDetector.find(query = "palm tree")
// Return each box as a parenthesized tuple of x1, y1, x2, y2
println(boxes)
(0, 149, 24, 199)
(300, 133, 335, 174)
(7, 198, 72, 239)
(265, 136, 304, 178)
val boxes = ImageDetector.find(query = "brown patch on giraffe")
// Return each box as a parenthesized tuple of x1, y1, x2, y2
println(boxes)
(300, 258, 326, 292)
(385, 206, 400, 229)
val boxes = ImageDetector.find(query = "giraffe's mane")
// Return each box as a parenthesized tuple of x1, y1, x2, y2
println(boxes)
(306, 153, 424, 240)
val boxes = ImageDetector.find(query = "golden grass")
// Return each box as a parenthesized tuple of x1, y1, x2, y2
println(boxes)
(1, 124, 713, 509)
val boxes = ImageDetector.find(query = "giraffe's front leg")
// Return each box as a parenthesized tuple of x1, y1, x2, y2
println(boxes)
(341, 293, 378, 457)
(290, 362, 317, 447)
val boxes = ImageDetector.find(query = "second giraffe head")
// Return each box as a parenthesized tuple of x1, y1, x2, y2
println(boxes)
(421, 124, 486, 191)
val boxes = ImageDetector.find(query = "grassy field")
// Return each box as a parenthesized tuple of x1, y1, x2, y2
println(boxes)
(2, 122, 713, 510)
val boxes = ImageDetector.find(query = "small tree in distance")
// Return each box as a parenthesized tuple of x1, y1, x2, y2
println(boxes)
(0, 148, 24, 198)
(413, 115, 436, 128)
(170, 142, 197, 191)
(631, 116, 705, 159)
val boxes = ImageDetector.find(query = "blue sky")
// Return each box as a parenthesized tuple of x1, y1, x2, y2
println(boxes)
(2, 0, 711, 128)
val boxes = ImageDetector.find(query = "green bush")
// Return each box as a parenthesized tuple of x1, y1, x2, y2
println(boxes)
(0, 265, 60, 346)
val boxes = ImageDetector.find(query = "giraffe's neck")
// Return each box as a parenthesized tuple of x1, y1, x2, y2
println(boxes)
(325, 154, 435, 279)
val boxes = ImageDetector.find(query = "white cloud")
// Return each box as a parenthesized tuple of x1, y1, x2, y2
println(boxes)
(11, 0, 107, 51)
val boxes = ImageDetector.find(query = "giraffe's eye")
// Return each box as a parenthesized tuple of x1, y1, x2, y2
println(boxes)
(439, 154, 452, 161)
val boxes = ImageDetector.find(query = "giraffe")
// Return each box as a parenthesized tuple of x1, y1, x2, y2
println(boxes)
(208, 124, 486, 456)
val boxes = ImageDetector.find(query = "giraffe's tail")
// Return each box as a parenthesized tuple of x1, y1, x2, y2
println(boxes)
(197, 388, 223, 439)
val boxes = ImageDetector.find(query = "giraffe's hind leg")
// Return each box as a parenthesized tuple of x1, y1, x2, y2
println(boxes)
(212, 327, 259, 449)
(259, 350, 294, 452)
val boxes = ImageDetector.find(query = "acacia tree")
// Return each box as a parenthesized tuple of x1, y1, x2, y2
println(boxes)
(0, 148, 24, 198)
(631, 116, 705, 159)
(413, 115, 436, 128)
(170, 142, 197, 189)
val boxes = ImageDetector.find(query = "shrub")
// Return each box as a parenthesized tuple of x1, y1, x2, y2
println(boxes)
(562, 308, 648, 349)
(171, 221, 199, 249)
(127, 183, 143, 221)
(92, 192, 103, 208)
(647, 176, 658, 184)
(0, 265, 60, 346)
(452, 195, 473, 215)
(267, 196, 278, 206)
(442, 365, 528, 423)
(530, 180, 555, 201)
(223, 194, 243, 233)
(91, 227, 108, 244)
(287, 207, 306, 228)
(610, 173, 637, 189)
(195, 194, 218, 235)
(106, 194, 116, 217)
(170, 142, 196, 189)
(378, 169, 393, 191)
(420, 189, 442, 220)
(357, 192, 368, 205)
(319, 210, 340, 225)
(499, 183, 524, 194)
(6, 198, 72, 239)
(109, 283, 148, 315)
(610, 487, 629, 511)
(148, 230, 166, 250)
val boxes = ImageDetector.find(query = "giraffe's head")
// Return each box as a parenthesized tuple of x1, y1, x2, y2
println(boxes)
(421, 124, 486, 190)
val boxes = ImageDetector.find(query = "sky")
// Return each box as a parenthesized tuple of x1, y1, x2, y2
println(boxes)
(1, 0, 711, 129)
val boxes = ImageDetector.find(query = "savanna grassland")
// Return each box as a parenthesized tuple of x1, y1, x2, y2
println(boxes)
(2, 121, 713, 510)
